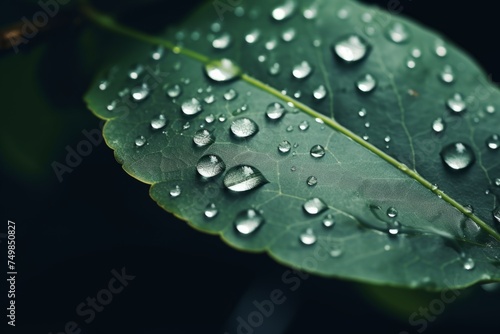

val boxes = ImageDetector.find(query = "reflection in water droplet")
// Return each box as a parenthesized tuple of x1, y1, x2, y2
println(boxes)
(329, 244, 343, 257)
(386, 22, 410, 43)
(150, 114, 167, 130)
(245, 29, 261, 44)
(306, 176, 318, 186)
(205, 58, 240, 82)
(205, 114, 215, 123)
(193, 129, 215, 147)
(384, 136, 391, 143)
(303, 6, 318, 19)
(485, 105, 496, 114)
(98, 80, 109, 91)
(333, 35, 371, 63)
(446, 93, 467, 113)
(107, 100, 117, 111)
(170, 185, 181, 197)
(151, 46, 165, 60)
(197, 154, 226, 178)
(131, 84, 150, 101)
(230, 118, 259, 138)
(266, 102, 286, 120)
(303, 198, 328, 215)
(310, 145, 326, 158)
(181, 98, 203, 115)
(495, 178, 500, 187)
(440, 142, 475, 171)
(234, 209, 264, 235)
(135, 135, 146, 147)
(486, 134, 499, 150)
(292, 61, 313, 79)
(128, 64, 144, 80)
(278, 140, 291, 153)
(463, 258, 475, 271)
(272, 0, 296, 21)
(406, 58, 416, 69)
(356, 74, 377, 93)
(411, 48, 422, 58)
(434, 40, 448, 57)
(224, 165, 268, 192)
(358, 108, 367, 117)
(218, 114, 227, 122)
(204, 203, 218, 218)
(432, 117, 446, 133)
(299, 121, 309, 131)
(313, 85, 327, 100)
(223, 89, 238, 102)
(322, 214, 335, 228)
(299, 228, 317, 246)
(386, 207, 398, 218)
(212, 32, 232, 49)
(440, 65, 454, 83)
(388, 221, 401, 235)
(165, 84, 182, 98)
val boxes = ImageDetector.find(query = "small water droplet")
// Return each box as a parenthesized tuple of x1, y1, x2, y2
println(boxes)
(440, 142, 475, 171)
(131, 84, 150, 101)
(281, 27, 296, 42)
(128, 64, 144, 80)
(266, 102, 286, 120)
(197, 154, 226, 178)
(303, 198, 328, 215)
(298, 121, 309, 131)
(303, 6, 318, 20)
(446, 93, 467, 113)
(310, 145, 325, 158)
(204, 94, 215, 104)
(333, 35, 371, 63)
(494, 178, 500, 187)
(388, 221, 401, 235)
(358, 108, 367, 117)
(218, 114, 227, 122)
(149, 114, 166, 130)
(182, 121, 191, 130)
(411, 48, 422, 58)
(204, 203, 218, 218)
(181, 98, 203, 116)
(363, 135, 369, 141)
(245, 29, 260, 44)
(265, 38, 278, 50)
(306, 176, 318, 186)
(205, 58, 240, 82)
(170, 185, 181, 197)
(107, 100, 117, 111)
(299, 228, 317, 246)
(205, 114, 215, 124)
(230, 118, 259, 138)
(98, 80, 109, 91)
(151, 46, 165, 60)
(463, 258, 475, 271)
(313, 85, 327, 100)
(434, 39, 448, 57)
(290, 166, 297, 172)
(406, 58, 416, 69)
(135, 135, 146, 147)
(292, 61, 313, 79)
(493, 207, 500, 224)
(384, 136, 391, 143)
(322, 214, 335, 228)
(234, 209, 264, 235)
(211, 22, 221, 33)
(486, 134, 499, 150)
(165, 84, 182, 98)
(224, 165, 268, 192)
(212, 32, 232, 49)
(193, 129, 215, 147)
(272, 0, 296, 21)
(386, 22, 410, 43)
(432, 117, 446, 133)
(337, 7, 350, 19)
(278, 140, 291, 153)
(463, 204, 474, 214)
(286, 125, 294, 132)
(384, 245, 391, 251)
(386, 207, 398, 218)
(224, 88, 238, 101)
(269, 62, 281, 76)
(356, 74, 377, 93)
(440, 65, 455, 83)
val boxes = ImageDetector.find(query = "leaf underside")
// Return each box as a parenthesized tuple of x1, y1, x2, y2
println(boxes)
(85, 0, 500, 289)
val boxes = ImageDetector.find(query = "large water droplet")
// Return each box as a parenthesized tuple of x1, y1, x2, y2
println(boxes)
(245, 29, 260, 43)
(196, 154, 226, 178)
(234, 209, 264, 235)
(150, 114, 167, 130)
(131, 84, 150, 101)
(310, 145, 326, 158)
(170, 185, 181, 197)
(440, 142, 476, 171)
(278, 140, 291, 153)
(303, 198, 328, 215)
(205, 58, 240, 82)
(135, 135, 146, 147)
(333, 35, 371, 63)
(463, 258, 475, 271)
(432, 117, 446, 133)
(181, 98, 203, 116)
(165, 84, 182, 98)
(446, 93, 467, 113)
(386, 22, 410, 43)
(292, 61, 313, 79)
(193, 129, 215, 147)
(440, 65, 454, 83)
(212, 32, 232, 49)
(356, 74, 377, 93)
(486, 134, 499, 150)
(299, 228, 317, 246)
(224, 165, 268, 192)
(266, 102, 286, 120)
(204, 203, 218, 218)
(272, 0, 296, 21)
(230, 118, 259, 138)
(322, 214, 335, 228)
(313, 85, 327, 100)
(386, 207, 398, 218)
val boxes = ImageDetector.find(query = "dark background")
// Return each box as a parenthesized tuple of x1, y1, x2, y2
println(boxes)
(1, 0, 499, 333)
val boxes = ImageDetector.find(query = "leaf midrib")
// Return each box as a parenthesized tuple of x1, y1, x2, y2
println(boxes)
(80, 0, 500, 242)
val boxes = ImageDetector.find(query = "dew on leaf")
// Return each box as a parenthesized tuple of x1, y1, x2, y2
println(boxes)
(204, 203, 218, 219)
(151, 46, 165, 60)
(245, 29, 260, 43)
(486, 134, 499, 150)
(204, 94, 215, 104)
(440, 65, 455, 83)
(278, 140, 292, 153)
(306, 176, 318, 186)
(169, 185, 181, 197)
(281, 27, 296, 42)
(98, 80, 109, 91)
(432, 117, 446, 133)
(230, 118, 259, 138)
(134, 135, 146, 147)
(406, 58, 416, 69)
(303, 198, 328, 215)
(234, 209, 264, 235)
(131, 84, 150, 101)
(356, 74, 377, 93)
(150, 114, 167, 130)
(212, 32, 232, 49)
(386, 207, 398, 218)
(303, 6, 318, 20)
(333, 34, 371, 63)
(299, 228, 317, 246)
(434, 39, 448, 57)
(181, 98, 203, 116)
(463, 258, 475, 271)
(440, 142, 475, 171)
(299, 121, 309, 131)
(358, 108, 367, 117)
(265, 38, 278, 50)
(322, 214, 335, 228)
(386, 22, 410, 43)
(205, 58, 241, 82)
(193, 129, 215, 147)
(224, 88, 238, 101)
(411, 48, 422, 58)
(271, 0, 296, 21)
(107, 100, 117, 111)
(446, 93, 467, 113)
(205, 114, 215, 123)
(128, 63, 144, 80)
(224, 165, 268, 192)
(310, 145, 326, 158)
(197, 154, 226, 178)
(266, 102, 286, 120)
(269, 62, 281, 76)
(485, 105, 495, 114)
(313, 85, 327, 100)
(165, 84, 182, 98)
(292, 61, 313, 79)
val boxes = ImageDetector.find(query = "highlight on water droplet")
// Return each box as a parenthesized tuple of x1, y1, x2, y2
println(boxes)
(356, 74, 377, 93)
(292, 61, 313, 79)
(197, 154, 226, 178)
(446, 93, 467, 114)
(463, 257, 475, 271)
(266, 102, 286, 120)
(486, 134, 499, 150)
(212, 32, 232, 50)
(306, 176, 318, 186)
(165, 84, 182, 98)
(322, 214, 335, 228)
(205, 58, 241, 82)
(150, 114, 167, 130)
(313, 85, 327, 100)
(271, 0, 296, 21)
(310, 145, 326, 158)
(230, 118, 259, 138)
(303, 198, 328, 215)
(278, 140, 292, 153)
(298, 121, 309, 131)
(386, 207, 398, 218)
(299, 228, 317, 246)
(204, 203, 218, 219)
(333, 34, 371, 63)
(224, 165, 268, 192)
(440, 142, 475, 171)
(234, 209, 265, 235)
(193, 129, 215, 148)
(135, 135, 147, 147)
(170, 185, 181, 197)
(432, 117, 446, 133)
(386, 22, 410, 43)
(131, 84, 150, 101)
(440, 65, 454, 83)
(224, 88, 238, 101)
(181, 98, 203, 116)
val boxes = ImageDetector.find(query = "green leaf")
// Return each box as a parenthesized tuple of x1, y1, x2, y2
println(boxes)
(84, 0, 500, 289)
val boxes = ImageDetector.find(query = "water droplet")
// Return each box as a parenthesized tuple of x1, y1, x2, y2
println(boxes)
(388, 221, 401, 235)
(278, 140, 291, 153)
(434, 40, 448, 57)
(322, 214, 335, 228)
(363, 135, 369, 141)
(182, 122, 191, 130)
(446, 93, 467, 113)
(128, 64, 144, 80)
(310, 145, 325, 158)
(358, 108, 367, 117)
(298, 121, 309, 131)
(463, 258, 475, 271)
(204, 203, 218, 218)
(303, 6, 318, 20)
(165, 84, 182, 98)
(193, 129, 215, 147)
(245, 29, 260, 43)
(230, 118, 259, 138)
(286, 125, 294, 132)
(440, 65, 454, 83)
(290, 166, 297, 172)
(212, 32, 232, 49)
(272, 0, 296, 21)
(224, 89, 238, 101)
(333, 35, 371, 63)
(265, 38, 278, 50)
(312, 85, 327, 100)
(107, 100, 117, 111)
(131, 84, 150, 101)
(440, 142, 476, 171)
(218, 114, 227, 122)
(224, 165, 268, 192)
(281, 27, 296, 42)
(493, 207, 500, 224)
(205, 58, 240, 82)
(329, 244, 343, 257)
(303, 198, 328, 215)
(406, 58, 416, 69)
(356, 74, 377, 93)
(150, 114, 167, 130)
(464, 204, 474, 214)
(486, 134, 499, 150)
(98, 80, 109, 91)
(204, 94, 215, 104)
(384, 136, 391, 143)
(495, 178, 500, 187)
(197, 154, 226, 178)
(269, 62, 281, 76)
(151, 46, 165, 60)
(205, 114, 215, 124)
(386, 207, 398, 218)
(170, 185, 181, 197)
(234, 209, 264, 235)
(134, 135, 146, 147)
(181, 98, 203, 116)
(292, 61, 313, 79)
(306, 176, 318, 186)
(299, 228, 317, 245)
(386, 22, 410, 43)
(411, 48, 422, 58)
(432, 117, 446, 133)
(266, 102, 286, 120)
(485, 105, 496, 114)
(337, 7, 350, 19)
